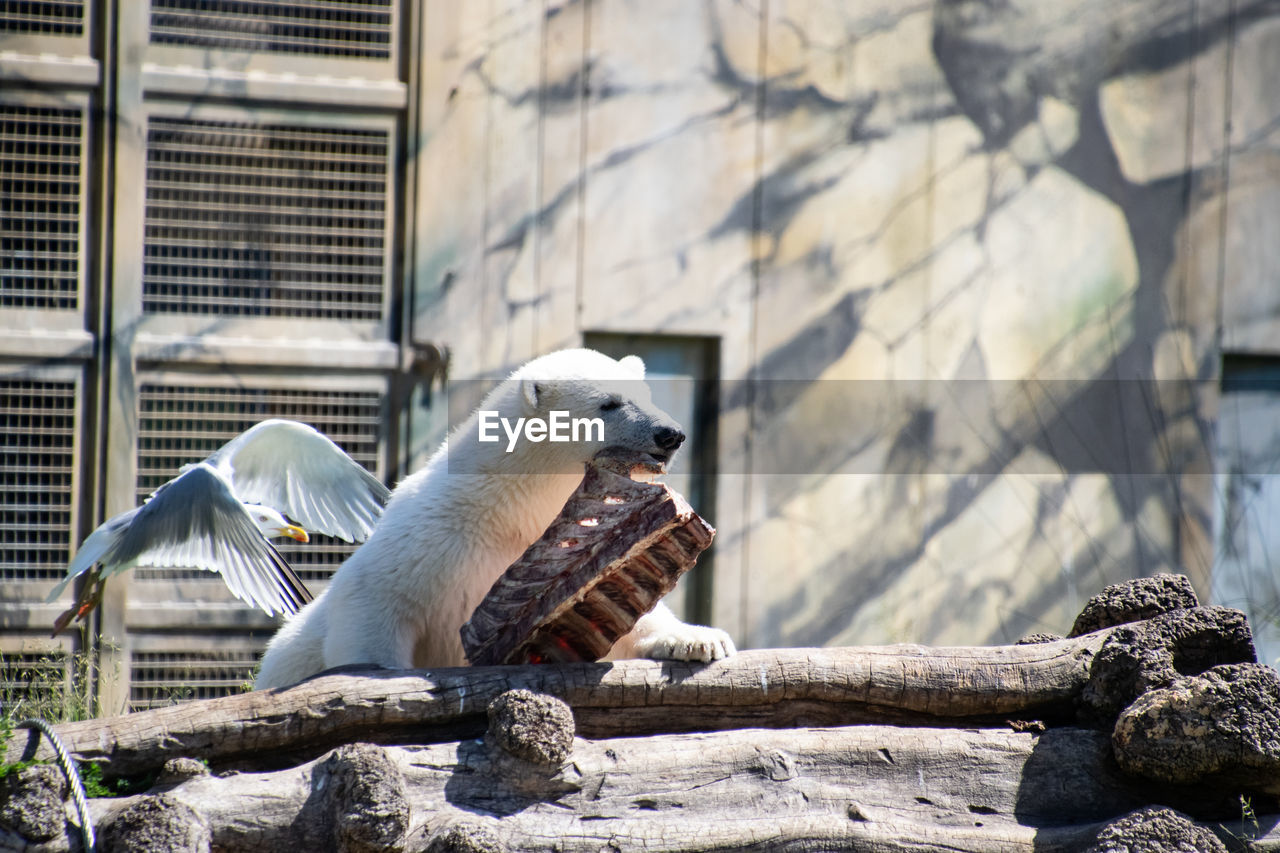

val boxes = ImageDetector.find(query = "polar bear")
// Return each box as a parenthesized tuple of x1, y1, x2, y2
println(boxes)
(254, 348, 735, 689)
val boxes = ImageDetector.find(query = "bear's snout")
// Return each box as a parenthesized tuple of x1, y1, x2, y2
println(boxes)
(654, 426, 686, 452)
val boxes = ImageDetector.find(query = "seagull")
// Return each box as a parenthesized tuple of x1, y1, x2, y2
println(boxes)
(47, 419, 391, 636)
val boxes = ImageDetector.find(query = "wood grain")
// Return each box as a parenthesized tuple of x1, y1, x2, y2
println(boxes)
(461, 458, 715, 666)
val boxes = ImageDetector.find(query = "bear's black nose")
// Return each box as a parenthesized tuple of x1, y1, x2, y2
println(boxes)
(654, 426, 685, 451)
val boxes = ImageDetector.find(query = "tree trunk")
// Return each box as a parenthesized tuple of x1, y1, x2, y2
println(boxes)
(4, 589, 1273, 852)
(5, 638, 1106, 778)
(70, 726, 1268, 853)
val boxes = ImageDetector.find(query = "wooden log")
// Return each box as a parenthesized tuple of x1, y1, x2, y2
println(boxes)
(462, 455, 715, 666)
(5, 637, 1110, 779)
(1, 584, 1269, 852)
(5, 603, 1256, 780)
(54, 725, 1268, 853)
(96, 794, 211, 853)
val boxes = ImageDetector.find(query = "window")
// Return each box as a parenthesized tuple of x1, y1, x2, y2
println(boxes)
(583, 333, 720, 625)
(1213, 355, 1280, 668)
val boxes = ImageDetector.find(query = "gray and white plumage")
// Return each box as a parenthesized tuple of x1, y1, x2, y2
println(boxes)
(205, 419, 388, 545)
(47, 419, 390, 632)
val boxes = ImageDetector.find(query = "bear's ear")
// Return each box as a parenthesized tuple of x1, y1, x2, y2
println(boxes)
(521, 378, 541, 410)
(619, 354, 646, 379)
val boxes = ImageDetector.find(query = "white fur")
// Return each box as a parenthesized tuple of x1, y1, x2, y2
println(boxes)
(255, 349, 734, 689)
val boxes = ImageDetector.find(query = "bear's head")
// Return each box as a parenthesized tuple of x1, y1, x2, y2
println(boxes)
(465, 348, 685, 475)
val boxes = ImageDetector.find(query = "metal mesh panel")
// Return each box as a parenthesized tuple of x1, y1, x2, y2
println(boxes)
(1, 103, 83, 310)
(136, 382, 383, 582)
(150, 0, 393, 59)
(128, 648, 259, 710)
(1, 650, 71, 716)
(0, 1, 85, 36)
(0, 380, 76, 582)
(142, 116, 389, 320)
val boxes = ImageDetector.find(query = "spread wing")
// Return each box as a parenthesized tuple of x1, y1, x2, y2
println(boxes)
(211, 419, 390, 543)
(45, 508, 140, 603)
(101, 464, 312, 615)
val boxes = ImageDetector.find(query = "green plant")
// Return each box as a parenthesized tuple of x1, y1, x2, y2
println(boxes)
(76, 761, 113, 798)
(0, 714, 47, 781)
(76, 760, 157, 799)
(0, 628, 122, 785)
(1, 626, 113, 727)
(1218, 794, 1261, 851)
(0, 758, 41, 781)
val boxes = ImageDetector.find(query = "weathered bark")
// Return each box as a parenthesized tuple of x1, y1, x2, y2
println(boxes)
(462, 457, 715, 666)
(8, 605, 1258, 780)
(16, 603, 1257, 784)
(96, 794, 211, 853)
(4, 581, 1267, 852)
(484, 690, 575, 768)
(53, 726, 1267, 853)
(5, 638, 1112, 779)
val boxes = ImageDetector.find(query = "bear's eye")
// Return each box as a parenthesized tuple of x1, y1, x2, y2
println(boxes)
(600, 398, 622, 412)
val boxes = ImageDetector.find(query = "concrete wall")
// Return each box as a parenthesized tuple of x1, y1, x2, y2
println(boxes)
(406, 1, 1280, 652)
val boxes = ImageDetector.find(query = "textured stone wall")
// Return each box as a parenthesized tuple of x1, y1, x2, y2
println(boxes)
(410, 1, 1280, 653)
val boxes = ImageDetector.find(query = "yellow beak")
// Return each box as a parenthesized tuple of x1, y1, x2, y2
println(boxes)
(279, 524, 310, 543)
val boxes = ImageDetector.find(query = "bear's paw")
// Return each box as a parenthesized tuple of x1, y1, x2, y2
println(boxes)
(636, 623, 737, 663)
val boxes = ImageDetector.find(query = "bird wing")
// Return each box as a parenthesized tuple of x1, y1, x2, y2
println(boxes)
(104, 464, 313, 615)
(211, 419, 390, 543)
(45, 509, 140, 603)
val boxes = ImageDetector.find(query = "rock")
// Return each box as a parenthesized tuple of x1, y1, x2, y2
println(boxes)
(1078, 606, 1255, 727)
(1016, 632, 1063, 645)
(486, 689, 576, 768)
(99, 794, 211, 853)
(1069, 574, 1200, 637)
(0, 763, 68, 843)
(323, 743, 411, 853)
(424, 819, 510, 853)
(155, 757, 209, 788)
(1083, 805, 1228, 852)
(1113, 663, 1280, 792)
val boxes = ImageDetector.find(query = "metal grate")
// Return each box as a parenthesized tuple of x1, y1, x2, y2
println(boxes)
(128, 649, 259, 710)
(150, 0, 393, 60)
(1, 103, 83, 310)
(136, 382, 383, 582)
(0, 1, 85, 37)
(0, 380, 76, 582)
(142, 117, 389, 320)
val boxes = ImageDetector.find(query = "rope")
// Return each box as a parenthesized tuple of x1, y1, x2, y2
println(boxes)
(15, 718, 95, 852)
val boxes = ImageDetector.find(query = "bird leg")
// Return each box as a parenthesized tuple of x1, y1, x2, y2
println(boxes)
(50, 569, 105, 637)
